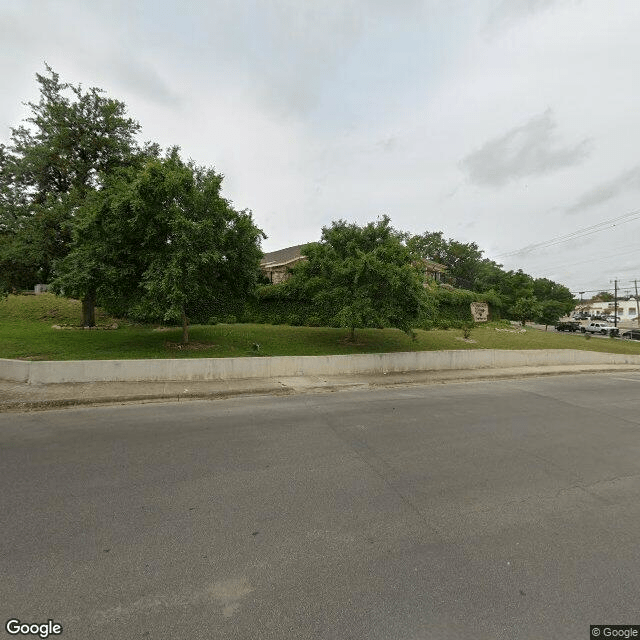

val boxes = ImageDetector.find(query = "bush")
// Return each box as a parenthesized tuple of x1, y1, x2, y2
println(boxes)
(415, 285, 485, 330)
(415, 319, 435, 330)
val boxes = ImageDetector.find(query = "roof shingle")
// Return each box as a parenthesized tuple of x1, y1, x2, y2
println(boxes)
(260, 244, 305, 267)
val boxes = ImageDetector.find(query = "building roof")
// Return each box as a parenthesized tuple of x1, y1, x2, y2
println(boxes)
(421, 259, 447, 272)
(261, 245, 448, 272)
(260, 244, 305, 267)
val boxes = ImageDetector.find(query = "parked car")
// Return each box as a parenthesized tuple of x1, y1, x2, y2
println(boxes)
(556, 321, 581, 332)
(580, 322, 619, 336)
(590, 315, 607, 321)
(573, 313, 589, 320)
(621, 329, 640, 340)
(604, 316, 620, 323)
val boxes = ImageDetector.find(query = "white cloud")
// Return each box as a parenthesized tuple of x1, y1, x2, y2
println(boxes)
(567, 166, 640, 213)
(460, 110, 592, 187)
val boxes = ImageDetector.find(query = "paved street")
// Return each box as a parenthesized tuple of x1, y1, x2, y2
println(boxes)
(2, 373, 640, 639)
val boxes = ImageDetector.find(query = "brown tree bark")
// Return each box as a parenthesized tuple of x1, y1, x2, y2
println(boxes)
(181, 308, 189, 344)
(82, 291, 96, 327)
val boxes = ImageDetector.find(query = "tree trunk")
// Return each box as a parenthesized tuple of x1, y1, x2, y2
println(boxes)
(82, 291, 96, 327)
(181, 308, 189, 344)
(350, 326, 355, 342)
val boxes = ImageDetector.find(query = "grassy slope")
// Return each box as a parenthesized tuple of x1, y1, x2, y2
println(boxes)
(2, 294, 640, 361)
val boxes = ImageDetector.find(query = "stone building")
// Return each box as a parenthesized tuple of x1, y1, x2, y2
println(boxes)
(419, 259, 447, 284)
(260, 244, 447, 286)
(260, 245, 306, 284)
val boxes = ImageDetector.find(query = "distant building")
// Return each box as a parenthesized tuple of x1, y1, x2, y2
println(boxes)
(419, 259, 447, 284)
(576, 299, 639, 322)
(260, 244, 448, 286)
(260, 245, 306, 284)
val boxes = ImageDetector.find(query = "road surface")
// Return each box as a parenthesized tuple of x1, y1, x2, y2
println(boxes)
(2, 373, 640, 639)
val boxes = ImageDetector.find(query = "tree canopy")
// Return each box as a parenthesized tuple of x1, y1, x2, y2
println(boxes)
(591, 291, 615, 302)
(407, 229, 575, 321)
(407, 231, 485, 289)
(286, 216, 424, 339)
(511, 296, 543, 326)
(0, 65, 141, 309)
(536, 300, 567, 329)
(53, 150, 265, 342)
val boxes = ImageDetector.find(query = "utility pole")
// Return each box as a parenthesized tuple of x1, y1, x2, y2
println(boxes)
(635, 280, 640, 327)
(614, 279, 618, 328)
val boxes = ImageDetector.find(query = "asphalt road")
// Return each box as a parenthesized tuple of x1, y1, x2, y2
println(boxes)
(2, 373, 640, 639)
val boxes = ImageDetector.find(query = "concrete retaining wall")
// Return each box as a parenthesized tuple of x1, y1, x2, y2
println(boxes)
(2, 349, 640, 384)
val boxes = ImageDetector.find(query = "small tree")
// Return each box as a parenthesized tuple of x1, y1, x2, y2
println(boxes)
(536, 300, 567, 330)
(511, 296, 542, 326)
(462, 321, 475, 339)
(592, 291, 615, 302)
(287, 216, 424, 340)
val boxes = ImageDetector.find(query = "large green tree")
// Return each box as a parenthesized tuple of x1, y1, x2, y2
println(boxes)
(533, 277, 574, 313)
(406, 230, 577, 322)
(0, 65, 141, 319)
(287, 216, 424, 340)
(407, 231, 485, 289)
(511, 296, 542, 326)
(54, 150, 265, 342)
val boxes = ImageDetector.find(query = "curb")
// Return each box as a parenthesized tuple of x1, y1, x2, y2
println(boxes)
(2, 364, 638, 412)
(0, 387, 297, 412)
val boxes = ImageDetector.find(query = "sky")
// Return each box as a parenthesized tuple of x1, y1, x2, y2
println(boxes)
(1, 0, 639, 297)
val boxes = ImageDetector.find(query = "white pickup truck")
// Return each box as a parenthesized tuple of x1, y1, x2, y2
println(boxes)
(580, 322, 619, 336)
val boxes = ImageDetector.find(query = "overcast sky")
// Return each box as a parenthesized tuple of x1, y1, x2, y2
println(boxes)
(2, 0, 639, 296)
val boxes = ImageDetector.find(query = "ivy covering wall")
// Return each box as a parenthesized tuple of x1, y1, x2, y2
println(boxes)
(202, 282, 498, 329)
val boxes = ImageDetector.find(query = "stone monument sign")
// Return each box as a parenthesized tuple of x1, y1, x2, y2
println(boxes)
(470, 302, 489, 322)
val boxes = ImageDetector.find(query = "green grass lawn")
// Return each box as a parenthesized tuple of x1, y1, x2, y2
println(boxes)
(2, 294, 640, 361)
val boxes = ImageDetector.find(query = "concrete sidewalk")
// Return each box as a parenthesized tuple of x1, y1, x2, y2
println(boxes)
(2, 363, 639, 411)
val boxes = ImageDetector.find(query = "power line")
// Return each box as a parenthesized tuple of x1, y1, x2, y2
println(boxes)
(493, 208, 640, 259)
(570, 288, 615, 294)
(533, 246, 640, 278)
(569, 281, 640, 295)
